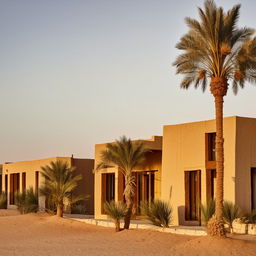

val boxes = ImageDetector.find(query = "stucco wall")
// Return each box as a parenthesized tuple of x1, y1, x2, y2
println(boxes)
(161, 117, 236, 225)
(235, 117, 256, 213)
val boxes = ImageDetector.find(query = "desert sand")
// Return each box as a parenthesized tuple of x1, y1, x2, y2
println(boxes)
(0, 210, 256, 256)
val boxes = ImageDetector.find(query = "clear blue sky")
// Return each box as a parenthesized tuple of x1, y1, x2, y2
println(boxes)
(1, 0, 256, 163)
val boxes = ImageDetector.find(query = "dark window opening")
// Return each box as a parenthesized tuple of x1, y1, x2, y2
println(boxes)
(35, 171, 39, 194)
(206, 169, 216, 202)
(101, 173, 115, 213)
(185, 170, 201, 221)
(22, 172, 26, 192)
(5, 175, 8, 194)
(251, 168, 256, 210)
(206, 133, 216, 161)
(10, 173, 20, 205)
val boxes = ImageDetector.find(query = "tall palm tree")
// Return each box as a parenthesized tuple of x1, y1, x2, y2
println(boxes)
(96, 136, 148, 229)
(173, 0, 256, 236)
(40, 160, 83, 217)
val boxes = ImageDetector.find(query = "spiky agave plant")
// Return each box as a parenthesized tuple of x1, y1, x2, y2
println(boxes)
(104, 200, 126, 232)
(0, 192, 7, 209)
(244, 210, 256, 224)
(15, 187, 38, 214)
(201, 199, 216, 225)
(173, 0, 256, 236)
(223, 201, 241, 233)
(141, 199, 173, 228)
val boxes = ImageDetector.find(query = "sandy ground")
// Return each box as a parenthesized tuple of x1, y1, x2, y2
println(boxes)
(0, 210, 256, 256)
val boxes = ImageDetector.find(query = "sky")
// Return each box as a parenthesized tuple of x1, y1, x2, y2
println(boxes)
(0, 0, 256, 163)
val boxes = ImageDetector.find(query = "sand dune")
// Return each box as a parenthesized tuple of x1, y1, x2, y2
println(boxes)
(0, 210, 255, 256)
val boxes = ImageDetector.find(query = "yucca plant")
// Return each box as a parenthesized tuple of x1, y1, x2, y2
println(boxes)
(141, 199, 172, 228)
(96, 136, 149, 229)
(104, 200, 126, 232)
(243, 210, 256, 224)
(0, 192, 7, 209)
(201, 199, 216, 225)
(40, 160, 84, 217)
(15, 187, 38, 214)
(223, 201, 241, 233)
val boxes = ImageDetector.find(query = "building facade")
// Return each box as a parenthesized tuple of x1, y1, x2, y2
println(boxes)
(161, 116, 256, 225)
(1, 156, 95, 214)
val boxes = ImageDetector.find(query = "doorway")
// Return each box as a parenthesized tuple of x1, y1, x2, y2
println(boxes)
(185, 170, 201, 221)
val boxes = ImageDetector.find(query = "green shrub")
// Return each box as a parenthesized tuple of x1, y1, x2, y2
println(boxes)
(15, 187, 38, 214)
(243, 210, 256, 224)
(141, 199, 172, 227)
(104, 200, 126, 232)
(223, 201, 241, 232)
(201, 199, 215, 225)
(71, 202, 87, 214)
(0, 192, 7, 209)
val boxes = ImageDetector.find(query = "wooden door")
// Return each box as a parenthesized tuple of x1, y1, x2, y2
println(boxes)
(185, 170, 201, 221)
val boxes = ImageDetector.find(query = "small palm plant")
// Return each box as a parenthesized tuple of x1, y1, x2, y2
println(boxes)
(40, 160, 83, 217)
(104, 200, 126, 232)
(0, 192, 7, 209)
(96, 136, 148, 229)
(201, 199, 215, 225)
(141, 199, 173, 228)
(15, 187, 38, 214)
(223, 201, 241, 233)
(244, 210, 256, 224)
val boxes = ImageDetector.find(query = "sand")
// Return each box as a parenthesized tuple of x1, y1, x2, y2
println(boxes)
(0, 210, 255, 256)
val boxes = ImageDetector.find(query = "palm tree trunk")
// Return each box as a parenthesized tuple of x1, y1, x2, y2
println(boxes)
(214, 95, 224, 221)
(56, 203, 63, 217)
(208, 77, 227, 237)
(115, 219, 120, 232)
(124, 196, 133, 229)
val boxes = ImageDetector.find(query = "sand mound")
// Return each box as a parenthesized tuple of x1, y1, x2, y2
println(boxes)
(170, 236, 256, 256)
(0, 211, 255, 256)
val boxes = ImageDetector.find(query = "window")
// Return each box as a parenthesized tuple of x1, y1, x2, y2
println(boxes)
(35, 171, 39, 194)
(206, 133, 216, 161)
(5, 175, 8, 193)
(10, 173, 20, 205)
(22, 172, 26, 192)
(101, 173, 115, 213)
(206, 169, 216, 201)
(251, 168, 256, 210)
(0, 174, 2, 193)
(185, 170, 201, 221)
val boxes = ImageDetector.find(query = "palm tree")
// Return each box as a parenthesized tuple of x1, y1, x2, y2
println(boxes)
(173, 0, 256, 236)
(96, 136, 148, 229)
(40, 160, 83, 217)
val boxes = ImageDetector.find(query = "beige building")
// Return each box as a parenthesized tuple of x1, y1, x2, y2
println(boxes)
(1, 156, 94, 214)
(162, 116, 256, 226)
(94, 136, 162, 219)
(95, 116, 256, 226)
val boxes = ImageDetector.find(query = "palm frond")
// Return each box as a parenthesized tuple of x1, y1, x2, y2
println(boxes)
(173, 0, 256, 93)
(40, 160, 82, 211)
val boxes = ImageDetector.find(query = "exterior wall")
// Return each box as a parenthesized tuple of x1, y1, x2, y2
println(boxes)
(161, 117, 236, 225)
(1, 157, 94, 213)
(72, 158, 94, 214)
(94, 136, 162, 219)
(235, 117, 256, 213)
